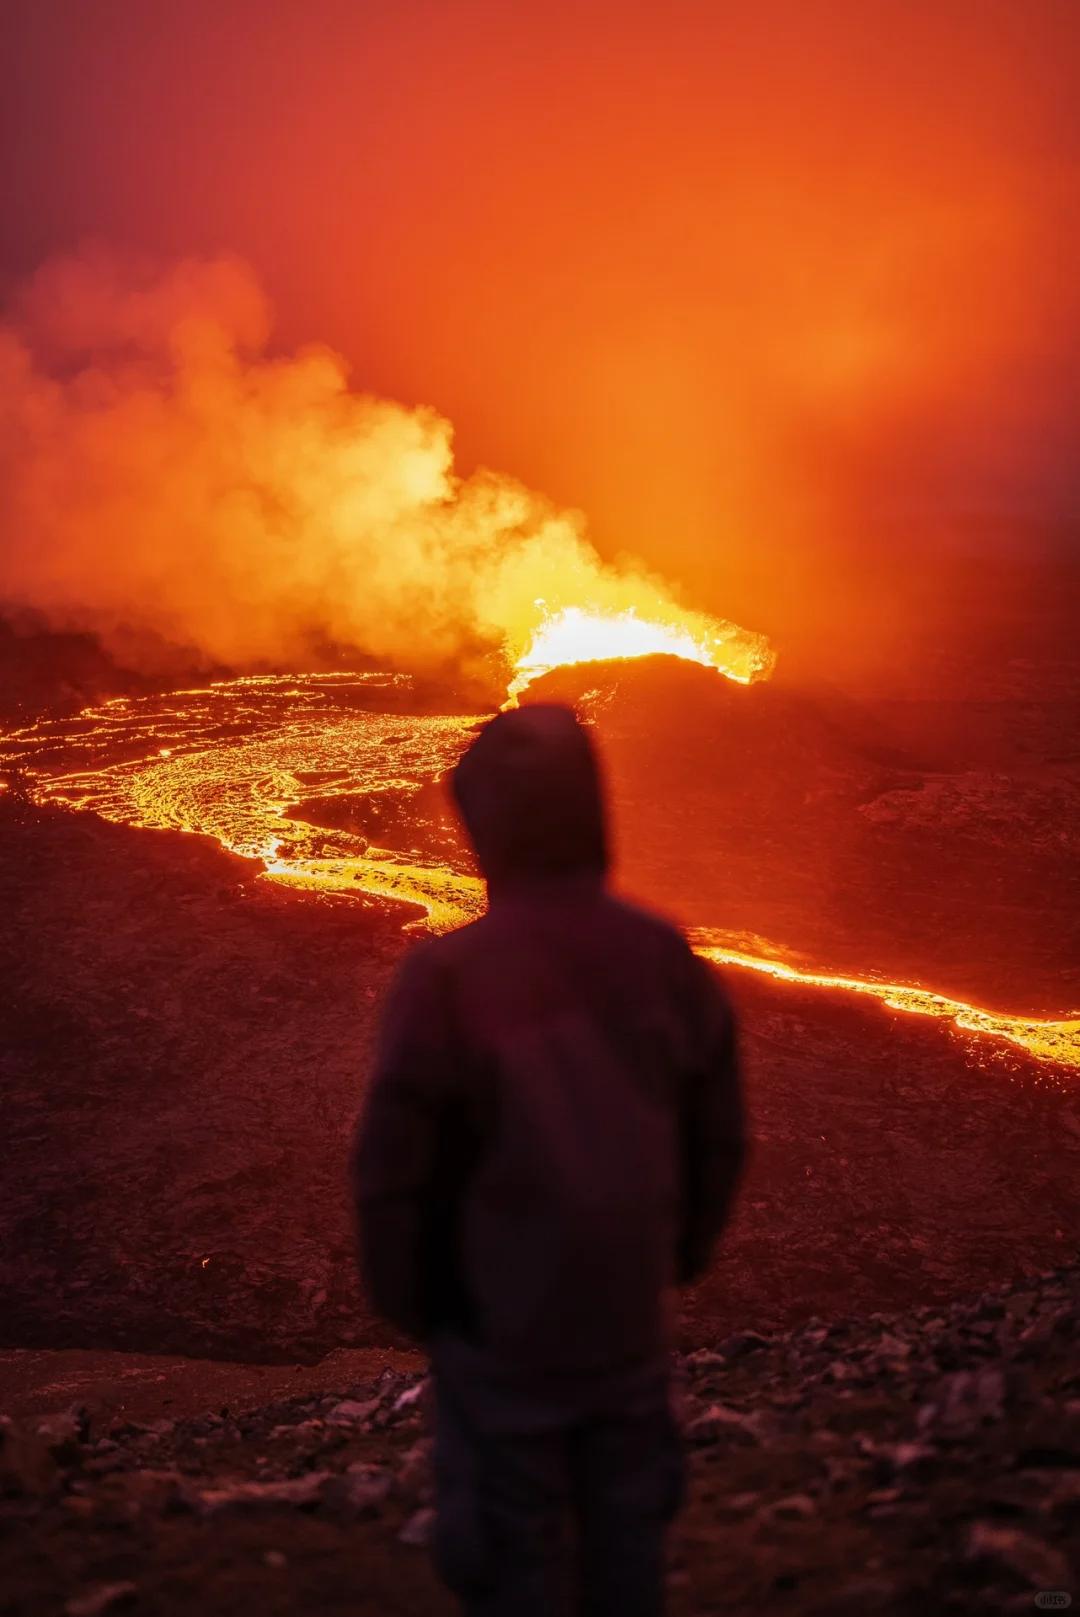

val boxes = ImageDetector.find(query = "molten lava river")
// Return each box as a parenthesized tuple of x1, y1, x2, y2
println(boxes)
(2, 664, 1077, 1076)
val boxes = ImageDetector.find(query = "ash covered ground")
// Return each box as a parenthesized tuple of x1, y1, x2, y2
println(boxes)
(1, 636, 1078, 1612)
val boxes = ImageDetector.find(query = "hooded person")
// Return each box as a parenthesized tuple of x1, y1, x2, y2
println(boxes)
(351, 702, 746, 1617)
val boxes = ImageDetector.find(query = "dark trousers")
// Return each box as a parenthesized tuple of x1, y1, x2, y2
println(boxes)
(431, 1379, 685, 1617)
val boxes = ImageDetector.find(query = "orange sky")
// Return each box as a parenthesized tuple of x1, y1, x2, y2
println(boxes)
(2, 0, 1077, 671)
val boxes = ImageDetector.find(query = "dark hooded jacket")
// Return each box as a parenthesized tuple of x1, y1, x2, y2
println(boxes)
(350, 703, 746, 1385)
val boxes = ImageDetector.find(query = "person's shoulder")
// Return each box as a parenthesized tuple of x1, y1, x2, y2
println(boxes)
(602, 889, 697, 960)
(603, 891, 734, 1001)
(404, 913, 491, 974)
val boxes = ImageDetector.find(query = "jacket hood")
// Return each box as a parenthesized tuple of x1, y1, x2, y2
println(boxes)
(450, 703, 608, 887)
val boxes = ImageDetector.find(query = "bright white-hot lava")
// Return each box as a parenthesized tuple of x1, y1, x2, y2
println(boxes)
(505, 604, 775, 703)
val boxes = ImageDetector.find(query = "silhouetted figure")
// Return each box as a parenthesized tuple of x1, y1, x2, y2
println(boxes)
(352, 703, 746, 1616)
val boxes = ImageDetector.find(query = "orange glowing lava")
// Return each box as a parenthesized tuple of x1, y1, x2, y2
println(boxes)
(506, 603, 776, 703)
(2, 672, 1076, 1076)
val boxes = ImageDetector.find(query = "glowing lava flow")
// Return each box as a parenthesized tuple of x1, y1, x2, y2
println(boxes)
(691, 932, 1080, 1072)
(505, 604, 776, 703)
(2, 672, 1076, 1073)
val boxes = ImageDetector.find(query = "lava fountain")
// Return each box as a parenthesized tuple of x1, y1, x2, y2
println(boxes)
(504, 603, 774, 703)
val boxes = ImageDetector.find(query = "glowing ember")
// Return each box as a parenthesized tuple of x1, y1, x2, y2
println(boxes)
(507, 604, 775, 703)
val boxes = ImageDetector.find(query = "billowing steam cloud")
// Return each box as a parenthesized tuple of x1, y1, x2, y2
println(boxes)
(0, 251, 765, 687)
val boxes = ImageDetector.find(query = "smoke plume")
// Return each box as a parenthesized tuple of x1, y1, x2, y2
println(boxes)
(0, 250, 764, 688)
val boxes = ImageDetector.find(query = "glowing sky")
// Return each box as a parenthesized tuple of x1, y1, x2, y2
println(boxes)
(1, 0, 1077, 671)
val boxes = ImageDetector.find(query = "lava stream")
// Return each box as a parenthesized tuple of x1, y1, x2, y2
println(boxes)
(2, 672, 1075, 1073)
(690, 933, 1080, 1072)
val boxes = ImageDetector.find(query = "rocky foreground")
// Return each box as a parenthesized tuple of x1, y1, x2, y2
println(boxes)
(2, 1265, 1077, 1616)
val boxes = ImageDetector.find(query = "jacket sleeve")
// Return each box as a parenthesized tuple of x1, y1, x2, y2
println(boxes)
(349, 943, 460, 1341)
(677, 953, 747, 1285)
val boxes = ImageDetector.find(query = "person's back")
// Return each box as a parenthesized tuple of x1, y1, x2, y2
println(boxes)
(352, 704, 747, 1616)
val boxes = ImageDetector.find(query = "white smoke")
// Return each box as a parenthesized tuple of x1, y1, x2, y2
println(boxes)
(0, 249, 764, 687)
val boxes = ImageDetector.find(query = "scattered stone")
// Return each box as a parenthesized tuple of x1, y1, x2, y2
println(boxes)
(862, 1439, 939, 1481)
(761, 1492, 816, 1520)
(864, 1487, 903, 1507)
(725, 1490, 762, 1513)
(64, 1583, 137, 1617)
(918, 1366, 1006, 1433)
(821, 1454, 866, 1490)
(395, 1438, 433, 1501)
(683, 1402, 763, 1445)
(873, 1332, 912, 1358)
(62, 1494, 97, 1519)
(391, 1381, 428, 1415)
(320, 1465, 392, 1518)
(398, 1505, 436, 1546)
(36, 1410, 87, 1457)
(888, 1441, 937, 1471)
(268, 1420, 324, 1440)
(683, 1348, 727, 1372)
(192, 1471, 332, 1515)
(965, 1522, 1070, 1589)
(716, 1330, 770, 1360)
(125, 1469, 188, 1512)
(325, 1399, 380, 1427)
